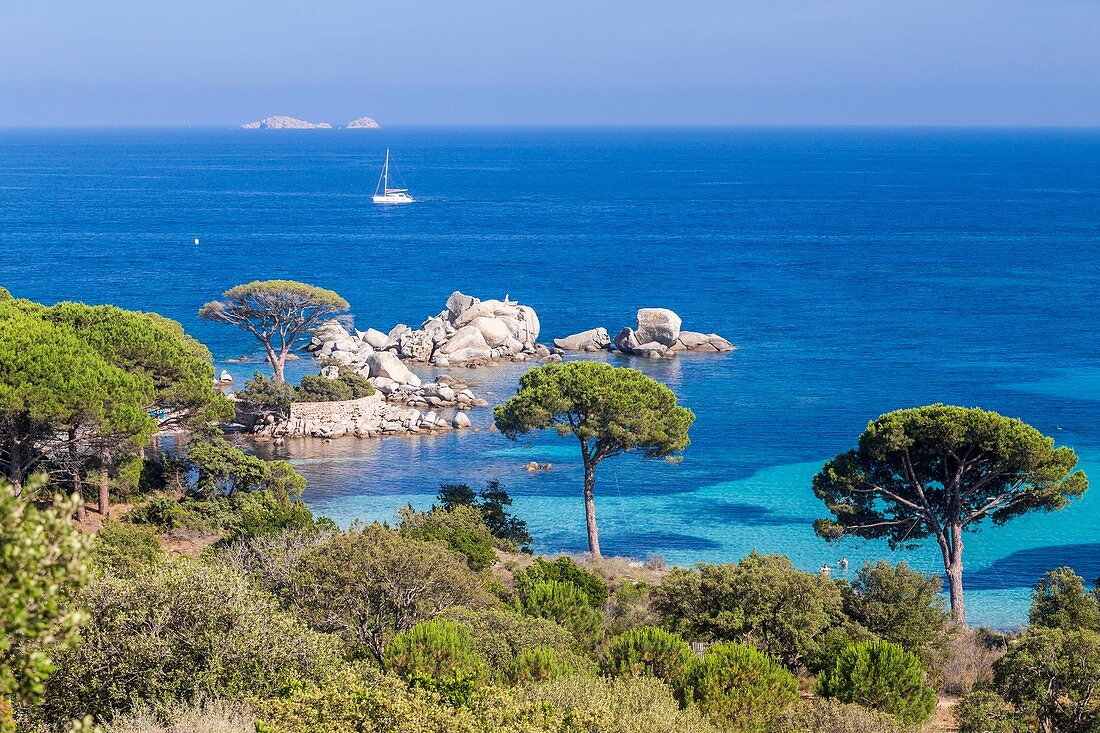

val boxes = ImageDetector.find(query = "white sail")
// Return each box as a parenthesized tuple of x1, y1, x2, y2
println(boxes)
(372, 149, 414, 204)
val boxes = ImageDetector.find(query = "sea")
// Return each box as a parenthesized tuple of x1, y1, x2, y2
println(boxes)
(1, 126, 1098, 628)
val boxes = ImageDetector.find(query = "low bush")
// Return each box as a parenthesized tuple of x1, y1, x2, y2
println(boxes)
(294, 373, 375, 403)
(127, 489, 315, 541)
(90, 520, 164, 576)
(816, 640, 936, 725)
(953, 691, 1028, 733)
(677, 642, 798, 731)
(606, 580, 660, 635)
(504, 647, 573, 685)
(287, 523, 493, 661)
(399, 504, 497, 571)
(1028, 566, 1100, 631)
(521, 675, 722, 733)
(515, 556, 609, 609)
(37, 561, 344, 722)
(994, 626, 1100, 733)
(602, 626, 695, 684)
(437, 481, 533, 552)
(654, 553, 845, 671)
(521, 580, 604, 648)
(439, 607, 594, 677)
(236, 372, 295, 414)
(936, 626, 1006, 695)
(102, 699, 255, 733)
(256, 669, 557, 733)
(767, 698, 904, 733)
(842, 561, 949, 662)
(385, 620, 488, 705)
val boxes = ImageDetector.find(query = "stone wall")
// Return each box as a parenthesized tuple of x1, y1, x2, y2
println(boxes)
(248, 393, 468, 438)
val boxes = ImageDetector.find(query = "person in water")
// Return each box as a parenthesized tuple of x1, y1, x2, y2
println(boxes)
(838, 557, 849, 569)
(820, 564, 832, 575)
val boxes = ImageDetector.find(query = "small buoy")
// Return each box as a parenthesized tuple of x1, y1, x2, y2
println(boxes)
(194, 238, 200, 245)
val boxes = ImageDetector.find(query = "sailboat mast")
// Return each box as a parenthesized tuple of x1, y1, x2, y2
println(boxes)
(383, 149, 390, 193)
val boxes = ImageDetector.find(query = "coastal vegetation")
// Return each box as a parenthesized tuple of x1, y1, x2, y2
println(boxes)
(199, 280, 349, 382)
(1, 288, 1097, 731)
(494, 361, 695, 556)
(813, 404, 1087, 623)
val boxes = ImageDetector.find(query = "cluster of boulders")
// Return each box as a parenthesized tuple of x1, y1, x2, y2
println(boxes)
(243, 392, 472, 439)
(306, 291, 550, 368)
(553, 308, 734, 359)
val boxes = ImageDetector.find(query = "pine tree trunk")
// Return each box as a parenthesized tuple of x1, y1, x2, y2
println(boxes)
(98, 445, 110, 516)
(7, 441, 22, 497)
(583, 459, 601, 557)
(945, 524, 966, 625)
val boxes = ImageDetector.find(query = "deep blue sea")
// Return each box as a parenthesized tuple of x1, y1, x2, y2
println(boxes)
(2, 127, 1098, 627)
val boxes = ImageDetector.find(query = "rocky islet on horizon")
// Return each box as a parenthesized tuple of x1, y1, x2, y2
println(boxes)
(239, 115, 380, 129)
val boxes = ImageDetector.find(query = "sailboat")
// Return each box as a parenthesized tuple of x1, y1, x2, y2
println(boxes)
(372, 149, 414, 204)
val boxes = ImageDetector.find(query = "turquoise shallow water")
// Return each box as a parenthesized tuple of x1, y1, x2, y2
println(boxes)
(1, 127, 1098, 627)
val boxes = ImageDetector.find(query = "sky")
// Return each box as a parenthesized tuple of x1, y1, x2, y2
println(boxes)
(1, 0, 1098, 127)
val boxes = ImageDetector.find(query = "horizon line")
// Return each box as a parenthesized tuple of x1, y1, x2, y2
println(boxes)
(3, 122, 1100, 131)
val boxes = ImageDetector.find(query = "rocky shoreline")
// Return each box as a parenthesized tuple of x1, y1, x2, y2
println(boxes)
(236, 291, 734, 440)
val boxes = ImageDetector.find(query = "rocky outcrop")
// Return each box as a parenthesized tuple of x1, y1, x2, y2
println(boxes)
(635, 308, 682, 346)
(240, 116, 333, 129)
(611, 309, 735, 358)
(554, 328, 611, 352)
(346, 117, 381, 129)
(305, 291, 544, 367)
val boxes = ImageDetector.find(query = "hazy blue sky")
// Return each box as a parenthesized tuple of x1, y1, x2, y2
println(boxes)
(2, 0, 1098, 126)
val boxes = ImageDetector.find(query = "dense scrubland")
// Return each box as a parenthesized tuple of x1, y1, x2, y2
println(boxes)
(3, 285, 1098, 732)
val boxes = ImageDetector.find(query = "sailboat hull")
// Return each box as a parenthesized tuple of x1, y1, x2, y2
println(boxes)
(372, 193, 414, 204)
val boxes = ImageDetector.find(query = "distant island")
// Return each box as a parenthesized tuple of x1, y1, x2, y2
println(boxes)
(239, 115, 380, 129)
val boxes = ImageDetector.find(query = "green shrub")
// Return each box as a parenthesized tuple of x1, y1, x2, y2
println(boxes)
(439, 607, 594, 677)
(515, 556, 608, 609)
(842, 561, 949, 661)
(816, 640, 936, 725)
(334, 372, 375, 398)
(603, 626, 695, 684)
(230, 488, 316, 540)
(803, 620, 878, 674)
(126, 495, 197, 529)
(678, 642, 798, 731)
(766, 698, 904, 733)
(1028, 566, 1100, 631)
(293, 373, 375, 403)
(399, 504, 497, 571)
(438, 481, 534, 552)
(90, 520, 164, 576)
(288, 523, 493, 661)
(257, 669, 558, 733)
(606, 580, 659, 635)
(1, 486, 88, 729)
(504, 647, 573, 685)
(953, 691, 1027, 733)
(522, 580, 604, 648)
(37, 561, 344, 723)
(385, 620, 488, 705)
(521, 675, 722, 733)
(994, 626, 1100, 733)
(237, 372, 295, 414)
(654, 553, 844, 670)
